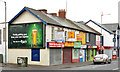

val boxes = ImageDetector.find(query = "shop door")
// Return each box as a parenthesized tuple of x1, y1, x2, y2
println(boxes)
(79, 49, 84, 62)
(50, 48, 62, 65)
(31, 49, 40, 61)
(63, 48, 72, 64)
(72, 48, 79, 62)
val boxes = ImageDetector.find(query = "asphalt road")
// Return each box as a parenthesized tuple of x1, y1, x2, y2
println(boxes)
(61, 60, 118, 70)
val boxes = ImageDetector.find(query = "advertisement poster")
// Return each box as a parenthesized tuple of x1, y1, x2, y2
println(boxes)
(73, 49, 79, 59)
(55, 30, 65, 42)
(8, 23, 44, 48)
(68, 32, 75, 38)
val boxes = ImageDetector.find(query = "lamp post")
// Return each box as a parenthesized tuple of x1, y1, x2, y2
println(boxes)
(0, 0, 7, 64)
(100, 12, 111, 54)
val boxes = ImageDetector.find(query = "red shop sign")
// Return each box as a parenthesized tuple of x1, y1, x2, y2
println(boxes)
(48, 42, 64, 48)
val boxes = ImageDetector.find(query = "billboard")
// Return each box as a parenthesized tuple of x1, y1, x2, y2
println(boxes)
(8, 23, 45, 48)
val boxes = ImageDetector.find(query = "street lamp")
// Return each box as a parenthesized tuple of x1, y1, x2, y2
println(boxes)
(100, 12, 111, 54)
(0, 0, 7, 65)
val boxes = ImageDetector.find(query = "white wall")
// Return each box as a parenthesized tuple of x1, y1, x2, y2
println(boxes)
(0, 23, 8, 63)
(86, 21, 114, 46)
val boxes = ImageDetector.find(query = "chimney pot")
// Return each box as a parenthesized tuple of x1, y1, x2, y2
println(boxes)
(58, 9, 66, 19)
(38, 9, 47, 14)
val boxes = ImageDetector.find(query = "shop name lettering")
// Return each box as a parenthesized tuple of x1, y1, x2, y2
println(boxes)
(11, 33, 29, 38)
(11, 33, 29, 44)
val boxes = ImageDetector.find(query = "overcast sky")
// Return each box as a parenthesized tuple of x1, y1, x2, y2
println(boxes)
(0, 0, 119, 24)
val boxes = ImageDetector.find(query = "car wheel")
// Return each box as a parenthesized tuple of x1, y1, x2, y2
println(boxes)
(93, 62, 97, 64)
(108, 60, 111, 64)
(104, 60, 107, 64)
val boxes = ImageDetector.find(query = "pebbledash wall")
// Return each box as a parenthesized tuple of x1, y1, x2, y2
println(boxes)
(8, 11, 50, 66)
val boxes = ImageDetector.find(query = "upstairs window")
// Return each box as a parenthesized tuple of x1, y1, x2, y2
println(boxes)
(51, 27, 55, 41)
(86, 33, 90, 42)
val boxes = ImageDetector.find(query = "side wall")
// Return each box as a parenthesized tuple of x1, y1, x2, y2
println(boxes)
(86, 22, 114, 46)
(8, 48, 50, 66)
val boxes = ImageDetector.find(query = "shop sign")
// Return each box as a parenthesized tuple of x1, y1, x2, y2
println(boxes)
(93, 46, 97, 48)
(55, 30, 65, 42)
(76, 33, 82, 42)
(47, 42, 64, 48)
(88, 46, 97, 48)
(65, 41, 74, 47)
(97, 46, 104, 50)
(112, 50, 117, 55)
(88, 46, 92, 48)
(68, 32, 75, 38)
(81, 45, 87, 48)
(74, 42, 81, 48)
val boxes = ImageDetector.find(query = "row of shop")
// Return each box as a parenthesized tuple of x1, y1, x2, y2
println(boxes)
(48, 42, 98, 65)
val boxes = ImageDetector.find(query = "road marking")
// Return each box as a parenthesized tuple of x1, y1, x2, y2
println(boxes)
(112, 68, 119, 70)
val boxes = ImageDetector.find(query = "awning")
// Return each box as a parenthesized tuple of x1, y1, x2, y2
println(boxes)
(97, 46, 104, 50)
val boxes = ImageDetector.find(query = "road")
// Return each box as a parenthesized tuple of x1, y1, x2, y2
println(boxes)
(61, 60, 119, 70)
(0, 60, 119, 71)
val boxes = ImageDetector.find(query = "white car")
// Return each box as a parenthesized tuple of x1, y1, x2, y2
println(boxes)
(93, 54, 111, 64)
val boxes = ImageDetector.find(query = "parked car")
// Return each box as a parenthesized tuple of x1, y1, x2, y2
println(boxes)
(93, 54, 111, 64)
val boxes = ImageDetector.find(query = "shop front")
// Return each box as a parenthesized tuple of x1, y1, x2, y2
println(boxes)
(63, 41, 74, 64)
(87, 46, 97, 61)
(79, 45, 87, 62)
(72, 42, 81, 62)
(47, 42, 64, 65)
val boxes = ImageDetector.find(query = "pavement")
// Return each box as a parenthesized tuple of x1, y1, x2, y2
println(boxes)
(0, 58, 119, 70)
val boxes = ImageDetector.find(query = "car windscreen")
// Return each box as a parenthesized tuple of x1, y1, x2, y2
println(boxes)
(95, 54, 104, 57)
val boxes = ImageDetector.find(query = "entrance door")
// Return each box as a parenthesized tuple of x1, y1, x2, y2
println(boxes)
(63, 48, 72, 64)
(79, 49, 84, 62)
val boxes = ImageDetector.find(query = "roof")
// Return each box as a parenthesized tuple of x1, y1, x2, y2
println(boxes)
(85, 20, 114, 34)
(72, 22, 101, 35)
(9, 7, 100, 35)
(102, 23, 119, 32)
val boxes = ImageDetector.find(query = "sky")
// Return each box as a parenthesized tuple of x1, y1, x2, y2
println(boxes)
(0, 0, 120, 24)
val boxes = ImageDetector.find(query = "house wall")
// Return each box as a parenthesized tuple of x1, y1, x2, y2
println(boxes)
(8, 48, 50, 66)
(86, 33, 96, 46)
(8, 11, 50, 66)
(86, 22, 114, 46)
(12, 11, 41, 24)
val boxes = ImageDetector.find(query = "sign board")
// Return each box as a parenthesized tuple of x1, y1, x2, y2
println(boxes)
(74, 42, 81, 48)
(68, 32, 75, 38)
(88, 46, 97, 48)
(96, 35, 100, 46)
(65, 41, 74, 47)
(112, 50, 117, 55)
(8, 23, 44, 48)
(81, 45, 87, 48)
(55, 30, 65, 42)
(47, 42, 64, 48)
(76, 34, 82, 42)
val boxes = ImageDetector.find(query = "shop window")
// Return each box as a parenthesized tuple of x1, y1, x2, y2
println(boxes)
(0, 29, 1, 44)
(86, 33, 90, 42)
(3, 28, 5, 42)
(100, 36, 104, 46)
(51, 27, 55, 41)
(65, 31, 67, 41)
(31, 49, 40, 61)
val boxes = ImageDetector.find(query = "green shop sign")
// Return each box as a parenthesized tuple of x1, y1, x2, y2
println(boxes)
(8, 23, 45, 48)
(74, 42, 81, 48)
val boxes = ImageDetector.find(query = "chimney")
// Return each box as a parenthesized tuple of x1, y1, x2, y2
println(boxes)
(49, 13, 57, 16)
(58, 9, 66, 19)
(38, 9, 47, 14)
